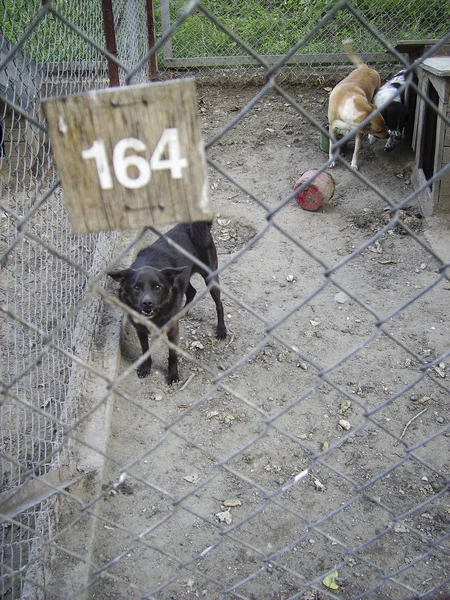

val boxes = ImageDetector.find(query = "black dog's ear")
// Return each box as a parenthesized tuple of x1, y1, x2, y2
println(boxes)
(160, 266, 188, 287)
(107, 269, 130, 284)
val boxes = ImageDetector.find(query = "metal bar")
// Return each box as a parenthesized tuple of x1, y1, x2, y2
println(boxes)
(162, 52, 397, 69)
(0, 468, 87, 522)
(160, 0, 173, 63)
(145, 0, 158, 79)
(101, 0, 120, 87)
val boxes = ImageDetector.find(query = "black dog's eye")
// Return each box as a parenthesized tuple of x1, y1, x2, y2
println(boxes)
(154, 284, 161, 292)
(134, 284, 141, 291)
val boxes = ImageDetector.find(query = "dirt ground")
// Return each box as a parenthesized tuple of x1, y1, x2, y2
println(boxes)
(87, 84, 449, 600)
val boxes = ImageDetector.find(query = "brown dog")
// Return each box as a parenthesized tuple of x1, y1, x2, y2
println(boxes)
(328, 40, 389, 170)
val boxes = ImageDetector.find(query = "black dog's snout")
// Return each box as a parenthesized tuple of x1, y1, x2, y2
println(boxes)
(141, 298, 154, 312)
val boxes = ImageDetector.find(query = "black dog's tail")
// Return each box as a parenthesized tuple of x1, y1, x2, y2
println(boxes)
(188, 221, 213, 250)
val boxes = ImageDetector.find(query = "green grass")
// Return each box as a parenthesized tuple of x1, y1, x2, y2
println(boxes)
(169, 0, 449, 58)
(3, 0, 449, 63)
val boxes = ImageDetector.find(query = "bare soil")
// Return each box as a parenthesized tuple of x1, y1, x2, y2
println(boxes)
(86, 84, 449, 600)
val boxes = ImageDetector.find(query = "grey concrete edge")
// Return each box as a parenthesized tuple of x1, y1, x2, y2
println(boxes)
(22, 231, 124, 600)
(69, 232, 124, 600)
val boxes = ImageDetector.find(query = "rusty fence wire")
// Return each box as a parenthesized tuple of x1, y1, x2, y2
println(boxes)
(1, 1, 449, 599)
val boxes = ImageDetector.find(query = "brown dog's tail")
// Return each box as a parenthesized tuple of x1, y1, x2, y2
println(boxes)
(343, 38, 364, 67)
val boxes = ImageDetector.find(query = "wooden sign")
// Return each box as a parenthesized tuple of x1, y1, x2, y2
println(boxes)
(42, 79, 211, 233)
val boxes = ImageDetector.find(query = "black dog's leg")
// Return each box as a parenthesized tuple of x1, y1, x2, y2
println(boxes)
(209, 279, 227, 339)
(201, 245, 227, 340)
(167, 323, 180, 384)
(185, 282, 196, 307)
(201, 269, 227, 339)
(135, 324, 152, 378)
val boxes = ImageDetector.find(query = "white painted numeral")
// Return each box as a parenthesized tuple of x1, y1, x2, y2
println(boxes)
(81, 140, 113, 190)
(81, 129, 188, 190)
(112, 137, 151, 189)
(150, 128, 188, 179)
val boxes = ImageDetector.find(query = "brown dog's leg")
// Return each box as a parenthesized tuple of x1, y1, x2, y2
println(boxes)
(167, 322, 180, 384)
(329, 137, 336, 168)
(136, 324, 152, 378)
(351, 132, 363, 170)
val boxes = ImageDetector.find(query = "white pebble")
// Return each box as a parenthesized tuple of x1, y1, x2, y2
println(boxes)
(339, 419, 351, 431)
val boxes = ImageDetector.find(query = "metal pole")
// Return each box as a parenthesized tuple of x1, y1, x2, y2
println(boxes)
(145, 0, 158, 80)
(160, 0, 173, 65)
(101, 0, 120, 87)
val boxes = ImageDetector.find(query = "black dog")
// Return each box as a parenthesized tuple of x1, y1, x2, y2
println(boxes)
(372, 70, 410, 150)
(108, 221, 227, 384)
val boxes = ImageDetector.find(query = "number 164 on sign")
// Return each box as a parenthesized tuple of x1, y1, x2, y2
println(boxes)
(82, 128, 188, 191)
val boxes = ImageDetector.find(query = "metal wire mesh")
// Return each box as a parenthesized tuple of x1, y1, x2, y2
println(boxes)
(1, 1, 449, 599)
(159, 0, 450, 83)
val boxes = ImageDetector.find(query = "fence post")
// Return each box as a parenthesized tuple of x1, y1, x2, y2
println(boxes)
(101, 0, 120, 87)
(145, 0, 158, 79)
(160, 0, 173, 66)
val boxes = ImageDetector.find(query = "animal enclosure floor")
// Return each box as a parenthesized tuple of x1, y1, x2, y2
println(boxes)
(87, 84, 450, 600)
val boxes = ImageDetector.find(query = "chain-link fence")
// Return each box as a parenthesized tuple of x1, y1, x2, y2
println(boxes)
(1, 1, 449, 599)
(159, 0, 450, 84)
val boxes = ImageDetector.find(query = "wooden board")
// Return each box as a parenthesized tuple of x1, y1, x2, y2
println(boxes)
(42, 79, 211, 233)
(421, 57, 450, 77)
(163, 52, 395, 68)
